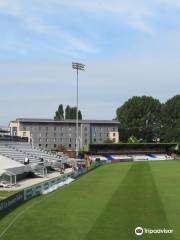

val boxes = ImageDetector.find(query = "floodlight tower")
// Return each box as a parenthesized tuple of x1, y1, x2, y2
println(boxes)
(72, 62, 86, 158)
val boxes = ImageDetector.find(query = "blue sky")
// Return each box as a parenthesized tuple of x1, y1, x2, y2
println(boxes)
(0, 0, 180, 125)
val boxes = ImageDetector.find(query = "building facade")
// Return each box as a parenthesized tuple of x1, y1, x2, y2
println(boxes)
(9, 118, 119, 150)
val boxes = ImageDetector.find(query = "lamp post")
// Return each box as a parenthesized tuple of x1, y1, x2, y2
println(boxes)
(72, 62, 86, 158)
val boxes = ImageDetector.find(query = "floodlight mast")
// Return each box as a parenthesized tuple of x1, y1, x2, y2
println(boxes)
(72, 62, 86, 159)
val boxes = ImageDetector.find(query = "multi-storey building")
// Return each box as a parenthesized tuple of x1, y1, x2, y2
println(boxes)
(9, 118, 119, 150)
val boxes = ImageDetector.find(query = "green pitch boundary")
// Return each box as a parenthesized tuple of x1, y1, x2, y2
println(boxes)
(0, 161, 179, 240)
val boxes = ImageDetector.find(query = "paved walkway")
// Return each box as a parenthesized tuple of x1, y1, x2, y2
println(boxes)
(0, 168, 73, 191)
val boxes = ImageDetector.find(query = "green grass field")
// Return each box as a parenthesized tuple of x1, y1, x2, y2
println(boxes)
(0, 161, 180, 240)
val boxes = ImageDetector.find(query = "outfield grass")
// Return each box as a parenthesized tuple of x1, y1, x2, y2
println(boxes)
(0, 161, 180, 240)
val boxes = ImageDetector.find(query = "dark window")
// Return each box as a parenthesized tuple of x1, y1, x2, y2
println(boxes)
(113, 133, 116, 137)
(69, 144, 71, 148)
(94, 138, 96, 142)
(54, 132, 56, 137)
(45, 144, 48, 147)
(39, 144, 41, 147)
(46, 132, 48, 137)
(54, 144, 57, 148)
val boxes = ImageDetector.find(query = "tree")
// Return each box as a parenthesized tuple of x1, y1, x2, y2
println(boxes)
(78, 110, 82, 120)
(161, 95, 180, 128)
(54, 104, 64, 120)
(128, 136, 143, 143)
(116, 96, 162, 142)
(65, 105, 71, 119)
(160, 95, 180, 143)
(65, 105, 82, 120)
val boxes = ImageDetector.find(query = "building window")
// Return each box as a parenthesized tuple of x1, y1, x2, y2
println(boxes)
(94, 127, 96, 132)
(61, 133, 63, 137)
(45, 138, 48, 142)
(54, 138, 56, 142)
(39, 144, 41, 147)
(54, 127, 56, 131)
(107, 133, 109, 137)
(84, 127, 87, 131)
(94, 138, 96, 142)
(85, 139, 87, 144)
(113, 128, 115, 131)
(54, 132, 56, 137)
(113, 133, 116, 137)
(23, 126, 26, 131)
(39, 138, 41, 142)
(54, 144, 57, 148)
(45, 132, 48, 137)
(45, 144, 48, 147)
(46, 127, 48, 131)
(69, 138, 71, 142)
(69, 144, 71, 148)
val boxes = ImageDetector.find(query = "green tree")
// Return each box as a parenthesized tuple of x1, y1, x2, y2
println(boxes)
(128, 136, 143, 143)
(54, 104, 64, 120)
(116, 96, 162, 142)
(65, 105, 82, 119)
(161, 95, 180, 128)
(78, 110, 82, 120)
(160, 95, 180, 142)
(65, 105, 71, 119)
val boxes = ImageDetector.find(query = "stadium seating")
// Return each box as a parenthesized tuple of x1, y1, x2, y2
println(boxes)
(0, 141, 69, 175)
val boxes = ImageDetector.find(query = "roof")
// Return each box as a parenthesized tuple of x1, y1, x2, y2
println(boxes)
(14, 118, 120, 125)
(0, 155, 23, 171)
(90, 143, 178, 147)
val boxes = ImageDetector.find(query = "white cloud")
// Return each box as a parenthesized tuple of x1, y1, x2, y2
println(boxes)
(0, 54, 179, 125)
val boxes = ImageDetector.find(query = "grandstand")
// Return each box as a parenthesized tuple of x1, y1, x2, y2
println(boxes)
(86, 143, 177, 162)
(0, 141, 69, 187)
